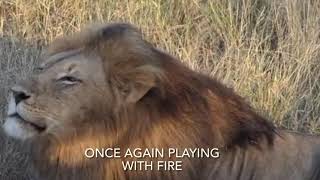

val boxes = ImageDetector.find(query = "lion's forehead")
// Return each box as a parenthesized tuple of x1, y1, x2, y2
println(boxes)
(39, 49, 83, 70)
(37, 53, 105, 82)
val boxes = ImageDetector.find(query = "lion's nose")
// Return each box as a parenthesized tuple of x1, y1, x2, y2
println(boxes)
(11, 85, 32, 105)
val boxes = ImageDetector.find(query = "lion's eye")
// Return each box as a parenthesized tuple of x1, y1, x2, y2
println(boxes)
(35, 67, 45, 73)
(57, 76, 81, 85)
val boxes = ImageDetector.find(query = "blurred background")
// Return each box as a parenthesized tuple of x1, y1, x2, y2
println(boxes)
(1, 0, 320, 133)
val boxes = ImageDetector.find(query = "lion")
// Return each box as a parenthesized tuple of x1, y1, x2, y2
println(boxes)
(2, 23, 320, 180)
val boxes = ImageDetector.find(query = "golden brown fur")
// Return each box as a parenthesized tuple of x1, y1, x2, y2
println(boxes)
(2, 23, 320, 180)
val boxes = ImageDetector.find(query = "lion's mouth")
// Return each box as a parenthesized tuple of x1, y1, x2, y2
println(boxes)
(8, 113, 46, 132)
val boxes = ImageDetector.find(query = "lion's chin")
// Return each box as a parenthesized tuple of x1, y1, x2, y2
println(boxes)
(2, 115, 45, 140)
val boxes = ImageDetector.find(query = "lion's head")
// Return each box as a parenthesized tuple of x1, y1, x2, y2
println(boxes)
(3, 24, 165, 142)
(2, 23, 278, 180)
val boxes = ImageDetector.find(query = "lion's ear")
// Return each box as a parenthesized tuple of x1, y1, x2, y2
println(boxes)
(111, 64, 162, 104)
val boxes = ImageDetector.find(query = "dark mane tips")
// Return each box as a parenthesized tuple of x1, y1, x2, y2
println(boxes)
(147, 49, 276, 148)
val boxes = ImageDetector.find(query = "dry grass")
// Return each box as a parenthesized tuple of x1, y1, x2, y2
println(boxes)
(0, 0, 320, 133)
